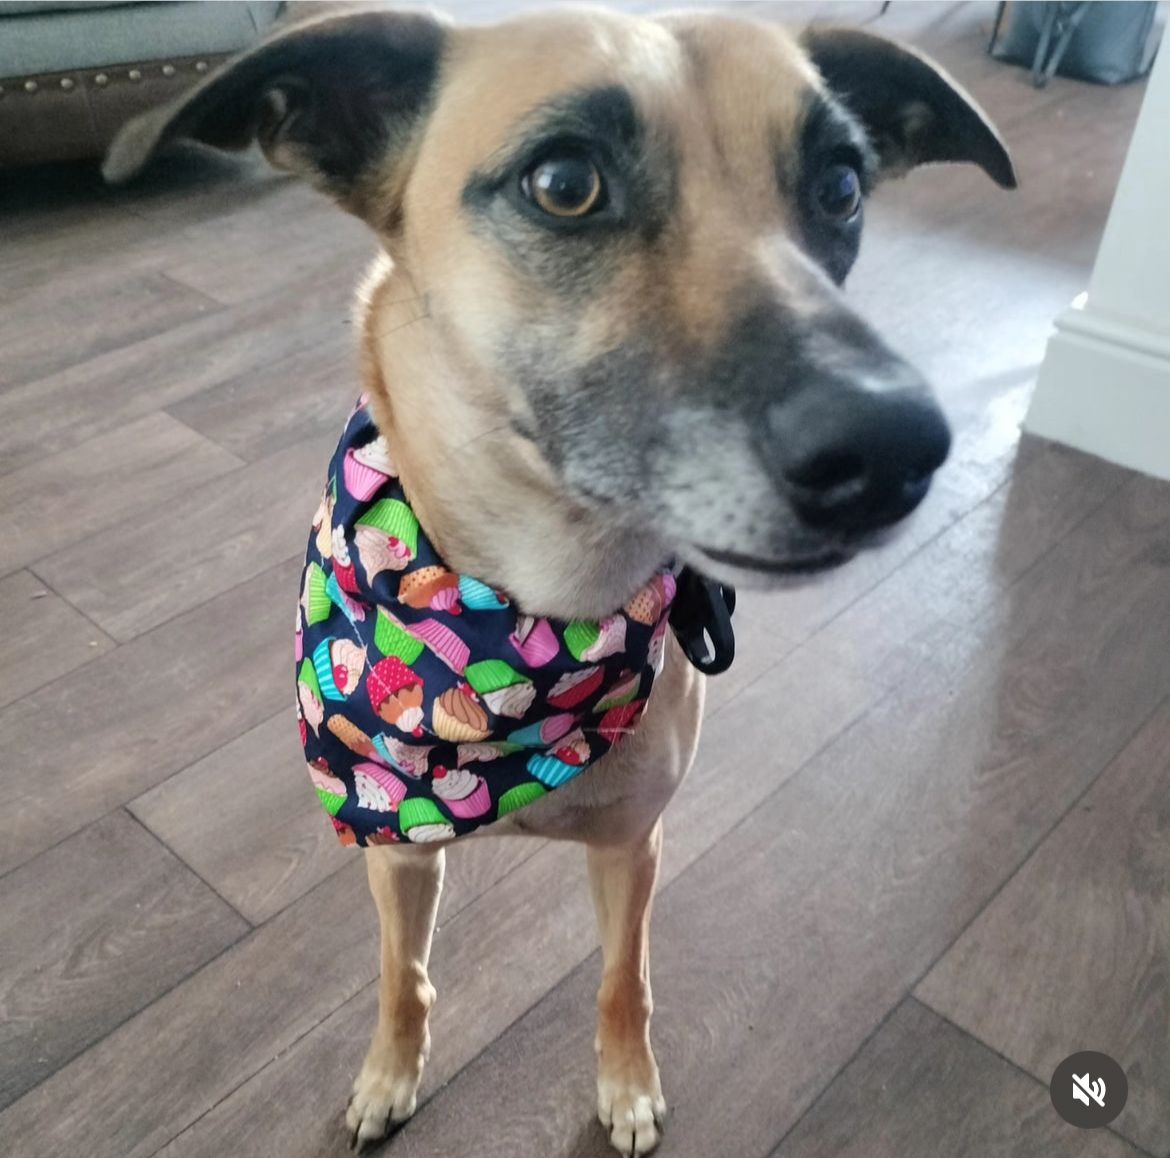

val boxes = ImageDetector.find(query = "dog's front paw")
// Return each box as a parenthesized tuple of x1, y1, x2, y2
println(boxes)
(345, 1050, 423, 1152)
(597, 1070, 666, 1157)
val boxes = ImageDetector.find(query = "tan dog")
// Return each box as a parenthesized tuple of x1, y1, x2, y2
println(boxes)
(106, 7, 1013, 1154)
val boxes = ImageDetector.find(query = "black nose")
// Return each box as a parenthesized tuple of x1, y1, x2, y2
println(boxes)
(772, 386, 951, 534)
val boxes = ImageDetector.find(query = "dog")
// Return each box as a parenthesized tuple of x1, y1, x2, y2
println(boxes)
(105, 6, 1013, 1154)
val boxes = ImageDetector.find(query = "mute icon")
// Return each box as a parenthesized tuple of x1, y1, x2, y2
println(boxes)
(1071, 1073, 1106, 1108)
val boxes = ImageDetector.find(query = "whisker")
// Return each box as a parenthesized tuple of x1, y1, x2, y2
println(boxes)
(452, 419, 516, 453)
(376, 310, 432, 340)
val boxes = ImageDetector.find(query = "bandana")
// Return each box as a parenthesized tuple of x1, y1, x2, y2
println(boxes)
(296, 401, 677, 846)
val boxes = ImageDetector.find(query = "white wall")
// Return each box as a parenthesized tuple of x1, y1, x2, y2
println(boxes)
(1025, 45, 1170, 481)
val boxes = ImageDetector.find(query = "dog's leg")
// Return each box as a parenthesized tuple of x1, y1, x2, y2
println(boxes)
(347, 842, 444, 1150)
(588, 819, 666, 1157)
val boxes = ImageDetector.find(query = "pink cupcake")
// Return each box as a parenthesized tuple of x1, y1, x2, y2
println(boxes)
(509, 615, 559, 668)
(432, 767, 491, 819)
(353, 762, 407, 811)
(409, 618, 470, 674)
(341, 439, 393, 498)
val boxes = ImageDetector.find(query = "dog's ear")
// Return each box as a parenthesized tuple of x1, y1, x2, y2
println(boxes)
(103, 10, 448, 224)
(801, 27, 1016, 188)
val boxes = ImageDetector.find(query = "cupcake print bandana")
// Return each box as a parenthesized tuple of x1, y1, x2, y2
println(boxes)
(297, 401, 677, 846)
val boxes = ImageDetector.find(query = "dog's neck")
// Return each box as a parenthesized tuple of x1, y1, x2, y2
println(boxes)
(358, 260, 670, 621)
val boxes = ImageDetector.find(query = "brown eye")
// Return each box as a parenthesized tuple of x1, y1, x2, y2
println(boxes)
(814, 163, 861, 222)
(524, 155, 603, 218)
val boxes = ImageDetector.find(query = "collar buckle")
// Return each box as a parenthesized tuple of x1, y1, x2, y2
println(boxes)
(669, 567, 737, 676)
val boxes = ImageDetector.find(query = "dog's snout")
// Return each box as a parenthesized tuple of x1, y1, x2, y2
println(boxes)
(772, 385, 951, 533)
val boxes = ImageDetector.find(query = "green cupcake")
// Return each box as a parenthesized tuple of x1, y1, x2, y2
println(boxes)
(563, 620, 600, 661)
(497, 781, 547, 817)
(465, 658, 526, 695)
(398, 796, 448, 831)
(303, 562, 332, 626)
(356, 499, 419, 556)
(315, 786, 347, 816)
(297, 658, 322, 701)
(374, 609, 425, 663)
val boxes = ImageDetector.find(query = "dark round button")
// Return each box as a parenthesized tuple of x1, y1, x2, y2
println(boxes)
(1050, 1051, 1128, 1129)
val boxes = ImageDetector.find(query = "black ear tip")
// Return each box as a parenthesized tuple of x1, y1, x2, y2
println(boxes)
(984, 135, 1018, 189)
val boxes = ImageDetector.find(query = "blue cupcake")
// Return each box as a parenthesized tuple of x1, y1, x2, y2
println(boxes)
(459, 574, 509, 611)
(312, 638, 345, 701)
(527, 754, 584, 788)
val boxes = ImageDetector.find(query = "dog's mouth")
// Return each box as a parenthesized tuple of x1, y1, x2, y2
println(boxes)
(690, 542, 856, 578)
(688, 520, 913, 582)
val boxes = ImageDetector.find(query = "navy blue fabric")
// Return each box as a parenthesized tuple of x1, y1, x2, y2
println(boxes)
(296, 402, 676, 845)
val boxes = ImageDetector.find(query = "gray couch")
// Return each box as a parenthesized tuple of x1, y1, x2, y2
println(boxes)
(0, 1, 283, 167)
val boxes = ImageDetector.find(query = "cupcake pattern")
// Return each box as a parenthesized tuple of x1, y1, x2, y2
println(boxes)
(297, 403, 676, 845)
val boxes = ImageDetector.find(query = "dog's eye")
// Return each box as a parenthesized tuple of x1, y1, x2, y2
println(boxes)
(813, 164, 861, 222)
(522, 155, 604, 218)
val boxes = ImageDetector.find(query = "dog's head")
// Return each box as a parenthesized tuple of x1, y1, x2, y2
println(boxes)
(107, 7, 1014, 587)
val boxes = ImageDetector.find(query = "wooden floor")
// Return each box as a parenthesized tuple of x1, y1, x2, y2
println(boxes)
(1, 3, 1166, 1156)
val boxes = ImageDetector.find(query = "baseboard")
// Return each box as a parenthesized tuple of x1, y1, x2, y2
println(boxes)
(1024, 303, 1170, 482)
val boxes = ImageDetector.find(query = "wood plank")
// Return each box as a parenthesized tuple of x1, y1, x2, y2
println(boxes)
(0, 269, 217, 390)
(342, 471, 1170, 1158)
(712, 470, 988, 714)
(0, 557, 300, 877)
(0, 831, 545, 1158)
(101, 148, 292, 230)
(34, 433, 334, 642)
(807, 435, 1127, 690)
(706, 410, 1047, 716)
(158, 187, 375, 307)
(131, 713, 355, 925)
(0, 269, 356, 478)
(131, 705, 542, 927)
(0, 859, 372, 1158)
(165, 338, 356, 462)
(917, 699, 1170, 1156)
(0, 810, 248, 1111)
(153, 982, 382, 1158)
(0, 184, 158, 299)
(772, 999, 1146, 1158)
(92, 169, 375, 308)
(0, 412, 242, 575)
(0, 571, 114, 710)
